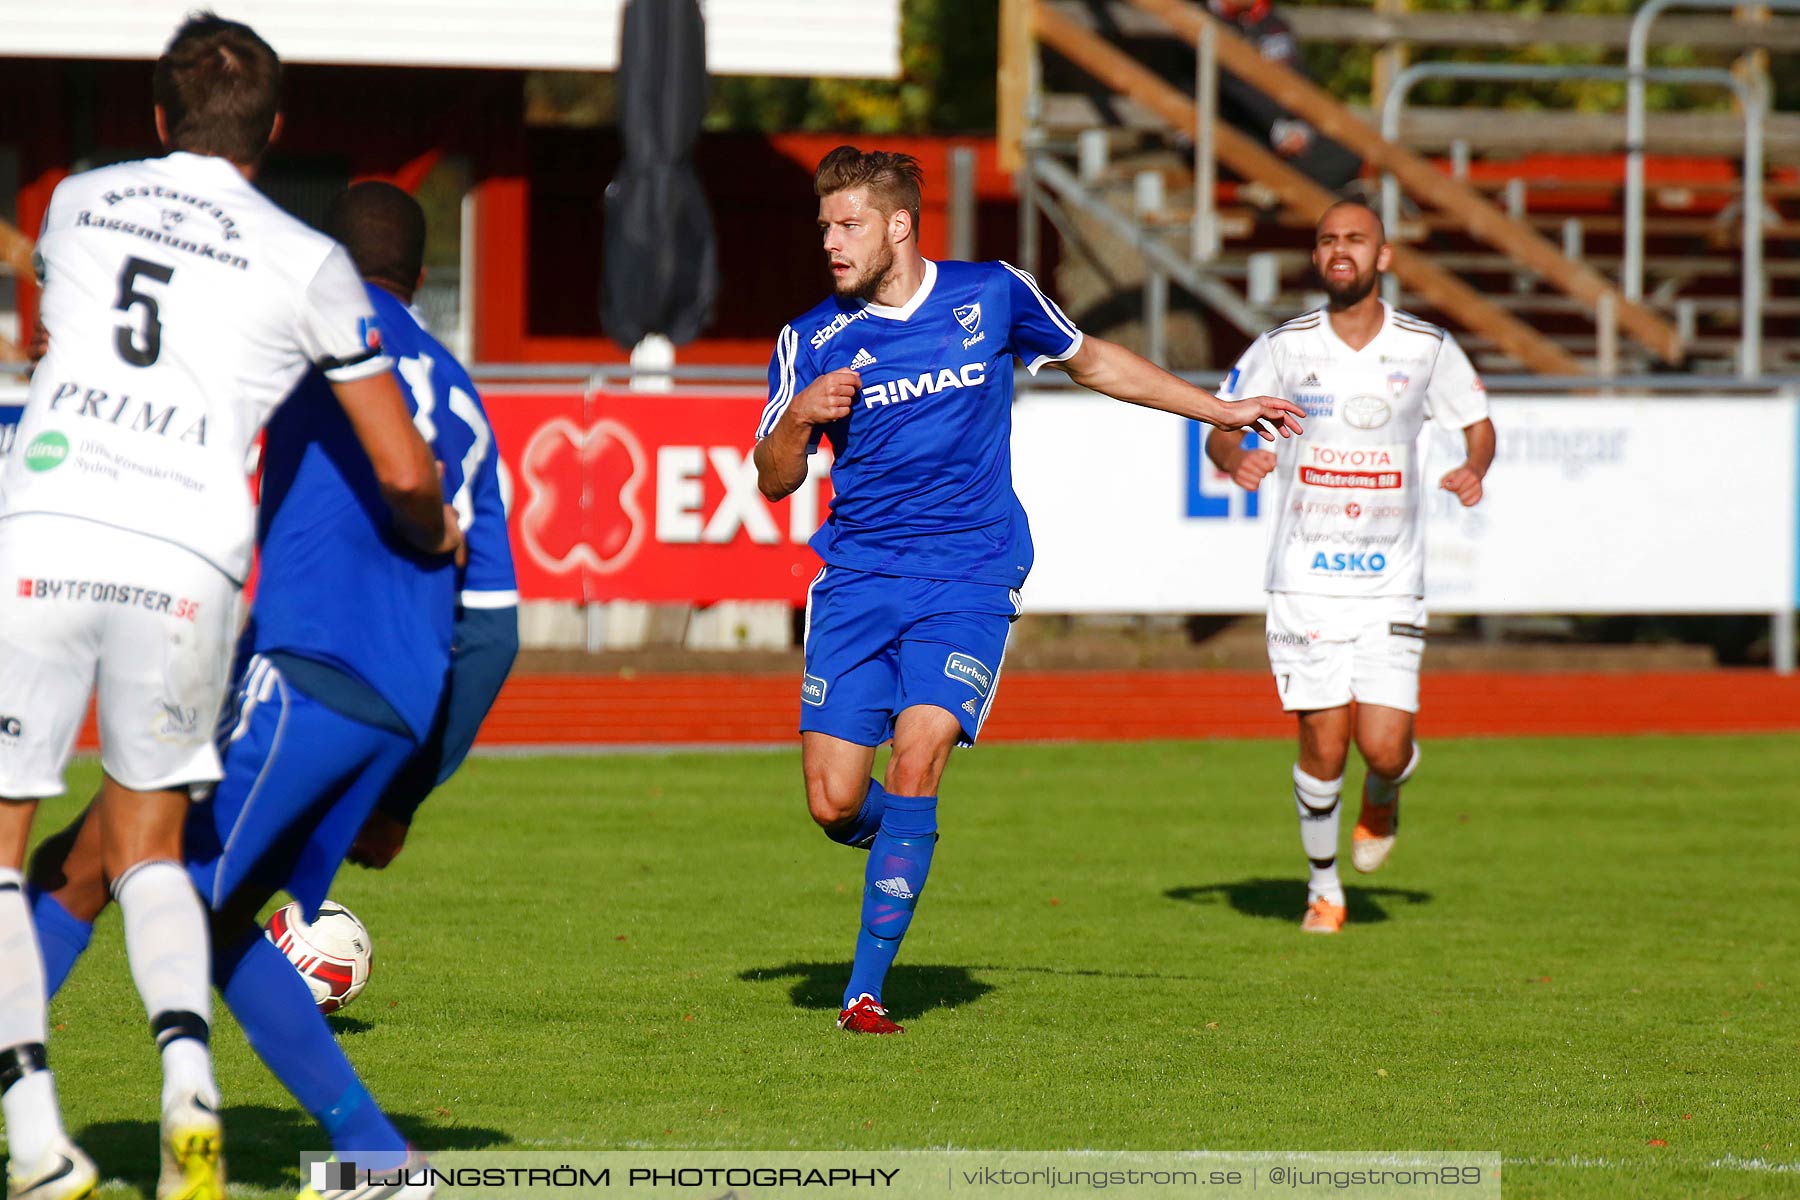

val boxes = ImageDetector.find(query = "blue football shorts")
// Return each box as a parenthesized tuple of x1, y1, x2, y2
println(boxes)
(799, 566, 1021, 748)
(184, 653, 416, 920)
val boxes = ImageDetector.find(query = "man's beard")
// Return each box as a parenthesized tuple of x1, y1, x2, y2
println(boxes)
(1322, 267, 1378, 308)
(836, 241, 897, 301)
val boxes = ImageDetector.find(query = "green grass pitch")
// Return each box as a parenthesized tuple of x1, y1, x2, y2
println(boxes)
(17, 734, 1800, 1199)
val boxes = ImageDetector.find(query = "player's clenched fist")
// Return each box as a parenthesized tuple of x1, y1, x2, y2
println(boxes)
(1230, 448, 1278, 491)
(792, 368, 861, 426)
(348, 811, 410, 870)
(1439, 465, 1483, 507)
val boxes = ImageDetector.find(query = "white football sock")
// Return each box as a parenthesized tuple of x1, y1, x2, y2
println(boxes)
(0, 867, 66, 1165)
(160, 1038, 216, 1111)
(1365, 742, 1422, 809)
(113, 860, 218, 1110)
(1293, 765, 1344, 904)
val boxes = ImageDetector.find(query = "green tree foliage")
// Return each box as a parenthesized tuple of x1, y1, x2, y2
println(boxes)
(1301, 0, 1764, 115)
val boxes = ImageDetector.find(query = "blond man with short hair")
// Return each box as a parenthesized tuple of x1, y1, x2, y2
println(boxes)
(754, 145, 1305, 1033)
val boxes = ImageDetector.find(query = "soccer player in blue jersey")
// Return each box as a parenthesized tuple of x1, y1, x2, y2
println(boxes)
(27, 183, 510, 1199)
(755, 146, 1306, 1034)
(337, 186, 519, 874)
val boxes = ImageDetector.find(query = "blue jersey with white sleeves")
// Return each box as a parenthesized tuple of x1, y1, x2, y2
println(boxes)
(756, 259, 1082, 588)
(249, 284, 458, 742)
(456, 428, 516, 606)
(380, 289, 517, 608)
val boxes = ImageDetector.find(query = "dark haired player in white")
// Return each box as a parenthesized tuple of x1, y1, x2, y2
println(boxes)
(755, 145, 1305, 1034)
(28, 182, 513, 1200)
(1206, 201, 1494, 934)
(0, 15, 451, 1200)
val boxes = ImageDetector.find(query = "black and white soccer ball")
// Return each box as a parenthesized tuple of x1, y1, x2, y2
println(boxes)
(265, 899, 373, 1014)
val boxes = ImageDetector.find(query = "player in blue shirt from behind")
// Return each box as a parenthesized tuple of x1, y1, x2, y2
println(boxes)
(27, 183, 514, 1199)
(755, 147, 1305, 1034)
(340, 198, 520, 875)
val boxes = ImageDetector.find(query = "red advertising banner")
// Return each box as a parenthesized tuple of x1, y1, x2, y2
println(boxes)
(485, 388, 831, 603)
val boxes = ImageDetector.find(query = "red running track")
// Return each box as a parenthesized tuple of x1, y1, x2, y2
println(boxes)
(65, 670, 1799, 751)
(466, 670, 1800, 747)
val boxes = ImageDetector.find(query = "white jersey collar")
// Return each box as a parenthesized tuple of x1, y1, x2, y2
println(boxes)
(1317, 299, 1392, 356)
(161, 150, 249, 182)
(860, 258, 937, 322)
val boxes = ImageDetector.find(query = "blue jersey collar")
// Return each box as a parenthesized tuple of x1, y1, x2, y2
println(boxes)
(859, 259, 938, 322)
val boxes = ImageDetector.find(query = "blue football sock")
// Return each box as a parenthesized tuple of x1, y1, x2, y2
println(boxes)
(215, 930, 408, 1168)
(30, 891, 93, 999)
(843, 793, 937, 1008)
(824, 779, 889, 850)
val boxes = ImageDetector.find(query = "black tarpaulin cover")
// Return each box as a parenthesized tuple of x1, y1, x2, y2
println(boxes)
(601, 0, 719, 347)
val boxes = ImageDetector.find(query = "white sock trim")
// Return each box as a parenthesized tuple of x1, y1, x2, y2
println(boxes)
(1293, 764, 1344, 868)
(110, 856, 180, 900)
(1365, 743, 1422, 806)
(1292, 764, 1344, 809)
(1394, 742, 1423, 785)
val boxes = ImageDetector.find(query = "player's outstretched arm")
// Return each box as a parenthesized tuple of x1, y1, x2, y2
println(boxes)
(1048, 335, 1304, 440)
(1439, 417, 1495, 507)
(330, 372, 461, 556)
(754, 367, 860, 501)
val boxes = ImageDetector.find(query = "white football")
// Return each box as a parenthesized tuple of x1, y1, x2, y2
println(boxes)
(265, 900, 373, 1014)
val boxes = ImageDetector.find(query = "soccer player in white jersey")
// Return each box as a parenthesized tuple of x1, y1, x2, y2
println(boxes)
(755, 147, 1305, 1033)
(0, 16, 455, 1200)
(1206, 201, 1494, 935)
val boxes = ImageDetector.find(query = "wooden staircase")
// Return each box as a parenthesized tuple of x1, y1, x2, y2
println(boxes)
(1003, 0, 1792, 376)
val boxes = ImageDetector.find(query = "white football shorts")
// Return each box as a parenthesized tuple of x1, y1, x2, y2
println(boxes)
(1265, 591, 1427, 714)
(0, 515, 240, 797)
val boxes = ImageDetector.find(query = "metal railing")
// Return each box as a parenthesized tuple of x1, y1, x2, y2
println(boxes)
(1382, 60, 1768, 378)
(1625, 0, 1800, 304)
(1192, 18, 1220, 263)
(1027, 152, 1266, 346)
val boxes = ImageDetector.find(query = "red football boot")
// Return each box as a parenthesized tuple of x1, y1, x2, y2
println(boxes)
(837, 993, 904, 1034)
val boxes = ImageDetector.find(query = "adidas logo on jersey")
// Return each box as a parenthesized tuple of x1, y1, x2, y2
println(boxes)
(862, 362, 987, 408)
(874, 876, 916, 900)
(850, 347, 878, 370)
(1301, 373, 1322, 387)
